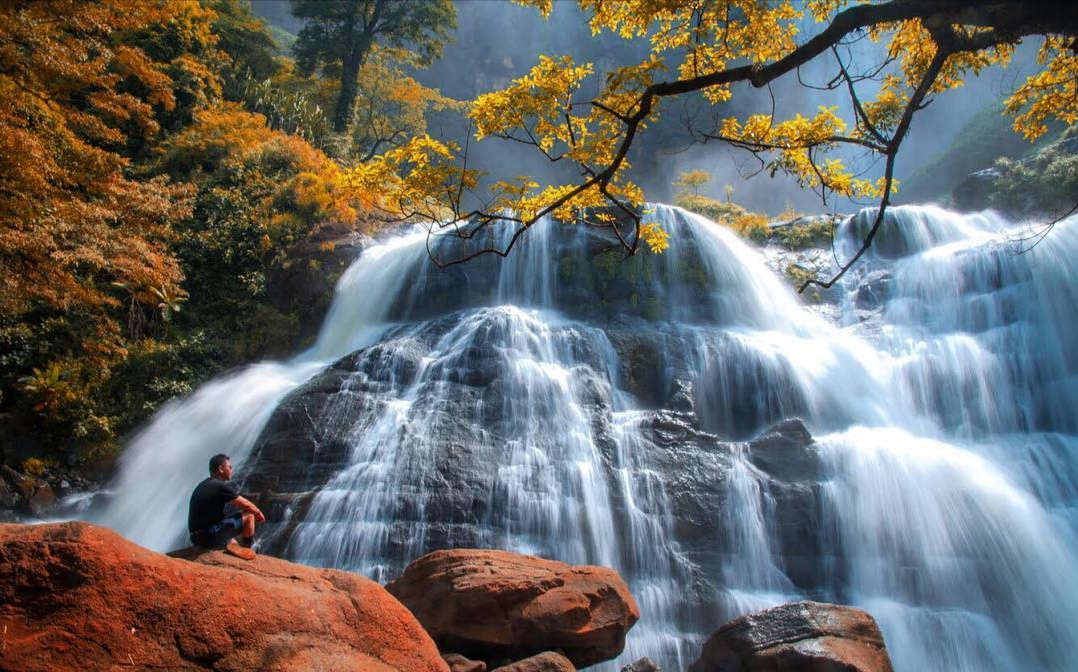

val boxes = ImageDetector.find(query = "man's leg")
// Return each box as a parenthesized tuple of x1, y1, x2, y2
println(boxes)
(237, 512, 256, 548)
(213, 513, 255, 560)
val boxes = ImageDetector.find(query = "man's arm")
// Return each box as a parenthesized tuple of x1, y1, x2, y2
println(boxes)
(230, 495, 266, 523)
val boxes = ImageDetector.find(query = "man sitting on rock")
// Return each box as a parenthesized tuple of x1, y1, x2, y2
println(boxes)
(187, 454, 265, 560)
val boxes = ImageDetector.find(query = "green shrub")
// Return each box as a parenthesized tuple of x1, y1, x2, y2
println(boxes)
(776, 218, 834, 249)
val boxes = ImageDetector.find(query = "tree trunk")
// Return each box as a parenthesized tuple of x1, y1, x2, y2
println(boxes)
(332, 50, 360, 133)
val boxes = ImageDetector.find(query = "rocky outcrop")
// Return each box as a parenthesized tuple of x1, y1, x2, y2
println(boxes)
(444, 653, 489, 672)
(0, 465, 55, 517)
(951, 167, 1001, 213)
(0, 522, 449, 672)
(620, 658, 661, 672)
(492, 651, 575, 672)
(266, 230, 371, 351)
(689, 601, 894, 672)
(386, 549, 639, 667)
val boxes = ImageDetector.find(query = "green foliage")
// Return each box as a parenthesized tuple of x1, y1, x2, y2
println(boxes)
(990, 128, 1078, 216)
(775, 218, 834, 250)
(102, 334, 223, 438)
(900, 102, 1065, 203)
(242, 64, 332, 147)
(268, 25, 298, 56)
(206, 0, 283, 101)
(675, 193, 747, 223)
(290, 0, 457, 132)
(785, 263, 822, 302)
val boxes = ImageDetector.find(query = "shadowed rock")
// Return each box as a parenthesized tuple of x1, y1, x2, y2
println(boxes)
(689, 601, 894, 672)
(491, 651, 575, 672)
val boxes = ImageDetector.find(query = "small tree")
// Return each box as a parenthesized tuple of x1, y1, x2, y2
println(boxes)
(674, 170, 712, 197)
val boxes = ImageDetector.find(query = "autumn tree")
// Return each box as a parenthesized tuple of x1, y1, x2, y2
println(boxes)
(674, 170, 713, 197)
(347, 46, 460, 162)
(0, 0, 214, 454)
(290, 0, 457, 133)
(351, 0, 1078, 284)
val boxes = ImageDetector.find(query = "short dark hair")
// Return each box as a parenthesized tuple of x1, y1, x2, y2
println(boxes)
(209, 454, 230, 475)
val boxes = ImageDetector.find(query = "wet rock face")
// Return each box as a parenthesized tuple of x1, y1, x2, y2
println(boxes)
(746, 419, 826, 594)
(620, 657, 661, 672)
(241, 302, 830, 607)
(689, 601, 895, 672)
(636, 414, 829, 604)
(267, 231, 371, 351)
(0, 465, 55, 517)
(383, 220, 718, 327)
(386, 549, 638, 668)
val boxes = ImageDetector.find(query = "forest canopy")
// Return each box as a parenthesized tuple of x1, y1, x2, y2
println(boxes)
(0, 0, 450, 463)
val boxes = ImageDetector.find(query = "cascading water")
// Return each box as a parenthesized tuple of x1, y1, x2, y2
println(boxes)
(90, 203, 1078, 671)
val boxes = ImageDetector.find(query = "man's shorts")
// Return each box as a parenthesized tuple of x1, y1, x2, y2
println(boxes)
(190, 512, 244, 548)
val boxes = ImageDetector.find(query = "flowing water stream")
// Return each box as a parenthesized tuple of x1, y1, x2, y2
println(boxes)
(92, 204, 1078, 671)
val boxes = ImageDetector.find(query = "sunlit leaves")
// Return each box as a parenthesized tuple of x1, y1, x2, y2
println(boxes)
(719, 106, 885, 199)
(346, 135, 480, 221)
(1005, 37, 1078, 141)
(349, 46, 460, 161)
(435, 0, 1076, 268)
(471, 55, 594, 149)
(638, 221, 671, 253)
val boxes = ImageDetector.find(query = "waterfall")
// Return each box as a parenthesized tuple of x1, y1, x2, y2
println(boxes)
(91, 204, 1078, 671)
(94, 229, 431, 551)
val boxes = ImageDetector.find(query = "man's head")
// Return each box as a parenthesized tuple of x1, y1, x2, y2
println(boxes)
(209, 453, 233, 480)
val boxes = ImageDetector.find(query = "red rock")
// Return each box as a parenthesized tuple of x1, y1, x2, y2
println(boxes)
(443, 652, 488, 672)
(0, 522, 449, 672)
(386, 549, 638, 668)
(491, 651, 576, 672)
(688, 600, 894, 672)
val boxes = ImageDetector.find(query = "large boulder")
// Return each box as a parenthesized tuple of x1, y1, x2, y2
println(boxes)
(386, 549, 639, 667)
(0, 522, 449, 672)
(689, 601, 894, 672)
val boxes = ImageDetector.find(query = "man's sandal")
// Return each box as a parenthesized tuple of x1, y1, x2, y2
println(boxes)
(225, 540, 256, 560)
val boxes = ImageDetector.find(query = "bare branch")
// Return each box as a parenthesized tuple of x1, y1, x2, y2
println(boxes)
(801, 39, 953, 292)
(1011, 200, 1078, 253)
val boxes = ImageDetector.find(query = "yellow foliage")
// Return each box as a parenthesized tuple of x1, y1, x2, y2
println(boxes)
(346, 134, 480, 221)
(0, 0, 197, 326)
(1005, 37, 1078, 141)
(639, 221, 671, 253)
(730, 212, 771, 241)
(349, 46, 462, 160)
(359, 0, 1075, 262)
(674, 170, 712, 196)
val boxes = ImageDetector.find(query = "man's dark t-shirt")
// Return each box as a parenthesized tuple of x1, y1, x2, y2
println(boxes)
(188, 477, 240, 532)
